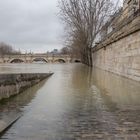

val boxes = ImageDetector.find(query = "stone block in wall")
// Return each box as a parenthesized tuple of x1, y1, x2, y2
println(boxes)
(92, 20, 140, 82)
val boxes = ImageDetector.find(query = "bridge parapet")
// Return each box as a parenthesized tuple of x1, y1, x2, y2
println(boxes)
(0, 54, 80, 64)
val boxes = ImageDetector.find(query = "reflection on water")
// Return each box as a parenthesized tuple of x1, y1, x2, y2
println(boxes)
(0, 79, 47, 133)
(0, 64, 140, 140)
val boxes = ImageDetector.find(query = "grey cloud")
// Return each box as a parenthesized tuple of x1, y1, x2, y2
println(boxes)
(0, 0, 64, 52)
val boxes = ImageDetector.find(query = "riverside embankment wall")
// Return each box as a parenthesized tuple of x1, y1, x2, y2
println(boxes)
(0, 73, 52, 101)
(92, 15, 140, 82)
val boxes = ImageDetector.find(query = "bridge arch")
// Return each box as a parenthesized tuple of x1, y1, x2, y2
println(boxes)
(10, 58, 25, 63)
(74, 59, 81, 63)
(32, 58, 48, 63)
(54, 59, 66, 63)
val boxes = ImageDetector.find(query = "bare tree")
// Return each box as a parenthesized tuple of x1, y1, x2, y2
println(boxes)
(0, 42, 21, 55)
(60, 47, 71, 55)
(59, 0, 118, 66)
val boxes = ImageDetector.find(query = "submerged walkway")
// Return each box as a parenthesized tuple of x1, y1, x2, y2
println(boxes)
(0, 64, 140, 140)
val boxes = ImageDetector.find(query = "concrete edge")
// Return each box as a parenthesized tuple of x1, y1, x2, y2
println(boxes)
(0, 115, 22, 136)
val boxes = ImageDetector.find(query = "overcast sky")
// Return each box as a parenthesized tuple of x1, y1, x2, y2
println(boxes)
(0, 0, 123, 53)
(0, 0, 64, 53)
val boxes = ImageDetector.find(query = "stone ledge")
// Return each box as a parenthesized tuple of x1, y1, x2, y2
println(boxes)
(0, 115, 21, 136)
(0, 73, 53, 101)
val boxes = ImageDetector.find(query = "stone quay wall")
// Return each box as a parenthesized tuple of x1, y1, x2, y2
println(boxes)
(92, 15, 140, 82)
(0, 73, 53, 101)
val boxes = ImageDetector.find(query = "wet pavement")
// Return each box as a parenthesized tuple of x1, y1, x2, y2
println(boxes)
(0, 64, 140, 140)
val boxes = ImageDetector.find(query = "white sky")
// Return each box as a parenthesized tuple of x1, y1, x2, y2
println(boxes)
(0, 0, 123, 53)
(0, 0, 64, 53)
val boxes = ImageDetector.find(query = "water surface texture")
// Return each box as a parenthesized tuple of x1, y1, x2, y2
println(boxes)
(0, 64, 140, 140)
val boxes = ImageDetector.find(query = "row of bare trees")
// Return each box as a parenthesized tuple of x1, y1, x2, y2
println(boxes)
(59, 0, 119, 66)
(0, 42, 21, 55)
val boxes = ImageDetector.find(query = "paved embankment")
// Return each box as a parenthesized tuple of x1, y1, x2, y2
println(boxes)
(92, 14, 140, 82)
(0, 73, 53, 101)
(0, 115, 21, 136)
(0, 73, 53, 135)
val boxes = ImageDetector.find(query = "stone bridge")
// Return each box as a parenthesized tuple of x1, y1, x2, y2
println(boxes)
(0, 54, 81, 63)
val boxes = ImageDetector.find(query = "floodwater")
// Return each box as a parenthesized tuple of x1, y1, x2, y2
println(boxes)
(0, 64, 140, 140)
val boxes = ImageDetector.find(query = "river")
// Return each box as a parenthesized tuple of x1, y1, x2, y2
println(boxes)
(0, 63, 140, 140)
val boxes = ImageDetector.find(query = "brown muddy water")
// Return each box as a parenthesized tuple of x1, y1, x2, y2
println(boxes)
(0, 63, 140, 140)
